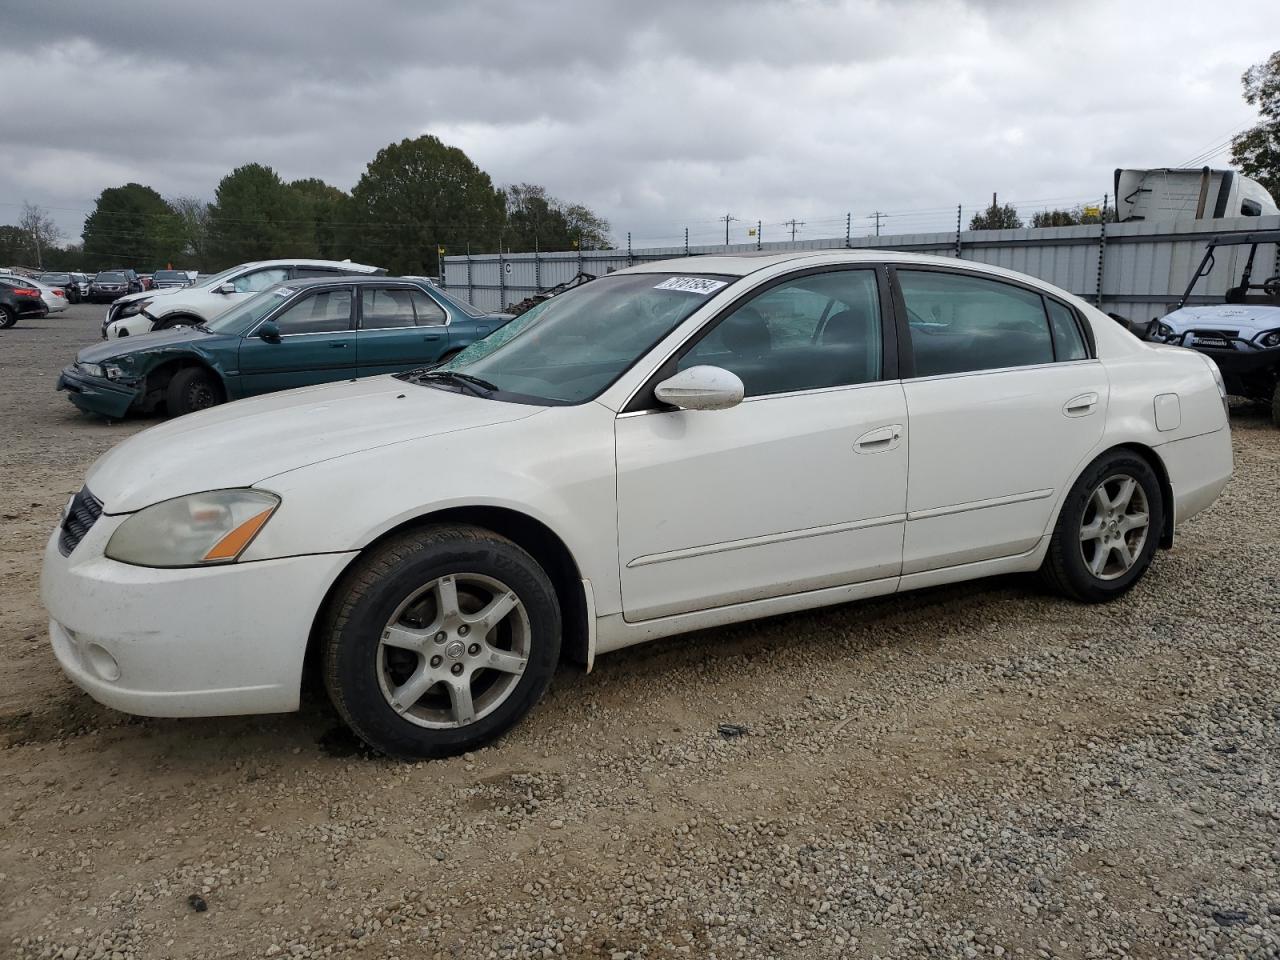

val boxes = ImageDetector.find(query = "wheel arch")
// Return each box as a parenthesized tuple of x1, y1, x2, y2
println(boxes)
(142, 354, 228, 411)
(1059, 441, 1175, 549)
(301, 505, 591, 698)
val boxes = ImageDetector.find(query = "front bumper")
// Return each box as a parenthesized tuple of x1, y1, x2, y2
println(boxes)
(41, 518, 356, 718)
(57, 364, 143, 419)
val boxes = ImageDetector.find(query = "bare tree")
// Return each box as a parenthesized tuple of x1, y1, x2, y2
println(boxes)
(168, 195, 213, 264)
(19, 201, 61, 269)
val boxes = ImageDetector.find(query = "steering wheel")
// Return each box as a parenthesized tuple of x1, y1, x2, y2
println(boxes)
(1262, 275, 1280, 297)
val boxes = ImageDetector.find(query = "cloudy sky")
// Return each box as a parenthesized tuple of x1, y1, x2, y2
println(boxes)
(1, 0, 1274, 250)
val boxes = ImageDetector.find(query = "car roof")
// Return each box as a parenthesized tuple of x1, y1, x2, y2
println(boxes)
(270, 275, 429, 291)
(611, 248, 1016, 278)
(237, 258, 384, 273)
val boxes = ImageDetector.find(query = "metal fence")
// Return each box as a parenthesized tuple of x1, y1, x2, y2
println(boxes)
(442, 214, 1280, 323)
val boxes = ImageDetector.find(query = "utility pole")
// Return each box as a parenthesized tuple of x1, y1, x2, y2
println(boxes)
(870, 211, 886, 237)
(782, 218, 805, 241)
(719, 213, 737, 246)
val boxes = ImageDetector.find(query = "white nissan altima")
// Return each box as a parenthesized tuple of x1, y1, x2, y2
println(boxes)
(41, 251, 1233, 758)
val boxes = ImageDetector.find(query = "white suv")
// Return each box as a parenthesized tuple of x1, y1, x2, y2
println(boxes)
(102, 259, 385, 338)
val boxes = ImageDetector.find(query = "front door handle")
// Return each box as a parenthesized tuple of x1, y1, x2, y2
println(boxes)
(1063, 392, 1098, 417)
(330, 341, 349, 349)
(423, 334, 441, 341)
(854, 424, 903, 453)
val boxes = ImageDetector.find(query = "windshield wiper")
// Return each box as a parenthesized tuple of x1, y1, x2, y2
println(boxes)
(408, 369, 498, 397)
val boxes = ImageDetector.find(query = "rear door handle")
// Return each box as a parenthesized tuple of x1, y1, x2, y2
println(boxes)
(423, 334, 441, 341)
(854, 424, 903, 453)
(1063, 392, 1098, 417)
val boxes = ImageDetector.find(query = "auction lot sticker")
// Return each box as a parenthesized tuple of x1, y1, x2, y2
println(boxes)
(654, 277, 728, 295)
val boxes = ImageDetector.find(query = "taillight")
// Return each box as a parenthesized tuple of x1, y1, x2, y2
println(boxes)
(13, 287, 39, 297)
(53, 289, 65, 297)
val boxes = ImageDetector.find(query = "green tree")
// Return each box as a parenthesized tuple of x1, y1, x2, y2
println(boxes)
(1230, 49, 1280, 201)
(288, 178, 349, 259)
(560, 201, 611, 250)
(82, 183, 184, 269)
(207, 164, 307, 267)
(0, 225, 31, 265)
(1031, 204, 1109, 228)
(346, 135, 505, 274)
(969, 194, 1023, 230)
(500, 184, 612, 252)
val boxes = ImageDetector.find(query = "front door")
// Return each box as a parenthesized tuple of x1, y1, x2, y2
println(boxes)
(237, 287, 357, 395)
(356, 286, 451, 376)
(892, 267, 1107, 574)
(615, 267, 908, 622)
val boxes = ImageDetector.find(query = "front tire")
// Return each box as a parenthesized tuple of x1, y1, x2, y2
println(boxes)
(165, 366, 224, 417)
(322, 525, 562, 760)
(1041, 450, 1164, 603)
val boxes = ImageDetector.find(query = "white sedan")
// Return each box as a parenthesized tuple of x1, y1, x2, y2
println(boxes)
(2, 273, 69, 313)
(41, 251, 1232, 758)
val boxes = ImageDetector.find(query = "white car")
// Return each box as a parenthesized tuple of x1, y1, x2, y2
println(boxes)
(1, 273, 69, 313)
(42, 251, 1232, 759)
(102, 258, 385, 338)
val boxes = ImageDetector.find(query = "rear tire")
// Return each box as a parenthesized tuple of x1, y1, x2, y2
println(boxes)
(1041, 450, 1164, 603)
(322, 524, 561, 760)
(165, 366, 224, 417)
(0, 306, 15, 329)
(1271, 382, 1280, 428)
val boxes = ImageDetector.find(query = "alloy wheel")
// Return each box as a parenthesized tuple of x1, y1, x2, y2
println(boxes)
(1078, 474, 1150, 581)
(376, 573, 530, 729)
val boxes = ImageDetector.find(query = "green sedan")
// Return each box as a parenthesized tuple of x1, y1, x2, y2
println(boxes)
(58, 277, 511, 419)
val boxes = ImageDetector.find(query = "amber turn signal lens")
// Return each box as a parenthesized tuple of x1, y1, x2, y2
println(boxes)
(201, 507, 276, 562)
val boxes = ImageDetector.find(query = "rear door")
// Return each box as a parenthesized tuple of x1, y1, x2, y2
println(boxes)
(892, 266, 1106, 574)
(355, 285, 451, 376)
(236, 286, 356, 394)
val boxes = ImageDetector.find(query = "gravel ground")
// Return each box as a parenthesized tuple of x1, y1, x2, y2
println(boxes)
(2, 303, 1278, 960)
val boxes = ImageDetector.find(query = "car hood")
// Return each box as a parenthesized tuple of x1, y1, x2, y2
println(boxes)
(1162, 304, 1280, 334)
(86, 377, 545, 513)
(77, 326, 218, 363)
(111, 286, 186, 306)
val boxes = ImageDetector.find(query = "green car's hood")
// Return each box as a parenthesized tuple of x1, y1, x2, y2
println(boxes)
(77, 326, 229, 364)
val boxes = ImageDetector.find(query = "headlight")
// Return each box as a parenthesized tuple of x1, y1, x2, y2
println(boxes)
(105, 489, 280, 568)
(116, 299, 151, 319)
(1154, 322, 1174, 341)
(78, 362, 105, 378)
(1255, 329, 1280, 348)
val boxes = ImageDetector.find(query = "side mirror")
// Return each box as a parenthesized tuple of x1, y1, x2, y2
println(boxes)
(257, 320, 282, 343)
(654, 365, 744, 411)
(217, 282, 236, 294)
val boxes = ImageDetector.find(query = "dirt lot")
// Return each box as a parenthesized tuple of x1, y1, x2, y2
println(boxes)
(2, 303, 1279, 960)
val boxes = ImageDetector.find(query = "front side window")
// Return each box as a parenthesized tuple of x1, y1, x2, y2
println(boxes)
(677, 270, 882, 397)
(362, 287, 416, 328)
(897, 270, 1055, 377)
(439, 273, 731, 404)
(272, 289, 353, 335)
(234, 267, 289, 294)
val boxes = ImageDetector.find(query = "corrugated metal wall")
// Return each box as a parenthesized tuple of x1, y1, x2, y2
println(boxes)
(443, 215, 1280, 321)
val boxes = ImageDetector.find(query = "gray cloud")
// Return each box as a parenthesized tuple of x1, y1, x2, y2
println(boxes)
(1, 0, 1273, 252)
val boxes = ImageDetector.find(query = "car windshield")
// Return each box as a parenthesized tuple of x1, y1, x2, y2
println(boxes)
(154, 270, 187, 281)
(431, 272, 733, 404)
(96, 272, 126, 282)
(203, 286, 296, 334)
(190, 264, 251, 289)
(38, 273, 70, 284)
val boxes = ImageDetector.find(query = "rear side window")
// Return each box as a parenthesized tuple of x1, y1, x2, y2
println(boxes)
(897, 271, 1055, 376)
(1046, 299, 1088, 360)
(411, 290, 447, 326)
(362, 287, 416, 328)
